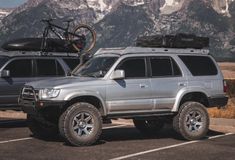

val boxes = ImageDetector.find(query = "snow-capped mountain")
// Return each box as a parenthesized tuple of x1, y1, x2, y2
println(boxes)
(212, 0, 234, 16)
(0, 0, 235, 60)
(0, 8, 13, 20)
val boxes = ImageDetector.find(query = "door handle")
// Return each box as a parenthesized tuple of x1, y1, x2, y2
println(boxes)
(139, 84, 148, 88)
(178, 82, 186, 87)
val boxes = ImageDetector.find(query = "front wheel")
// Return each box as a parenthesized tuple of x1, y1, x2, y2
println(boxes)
(70, 24, 96, 53)
(59, 102, 102, 146)
(173, 102, 209, 140)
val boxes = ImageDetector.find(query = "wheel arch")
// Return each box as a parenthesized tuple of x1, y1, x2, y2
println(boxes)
(62, 95, 107, 116)
(173, 90, 209, 112)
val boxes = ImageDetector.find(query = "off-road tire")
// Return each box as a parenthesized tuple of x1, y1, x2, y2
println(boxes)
(133, 118, 164, 135)
(58, 111, 67, 139)
(173, 101, 209, 140)
(59, 102, 102, 146)
(27, 114, 58, 138)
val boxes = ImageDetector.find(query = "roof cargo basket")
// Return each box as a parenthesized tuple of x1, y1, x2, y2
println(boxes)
(136, 33, 209, 49)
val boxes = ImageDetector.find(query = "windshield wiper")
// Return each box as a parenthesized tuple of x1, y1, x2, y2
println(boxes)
(75, 72, 98, 78)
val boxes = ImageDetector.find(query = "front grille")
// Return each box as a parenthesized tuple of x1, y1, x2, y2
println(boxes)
(21, 86, 39, 101)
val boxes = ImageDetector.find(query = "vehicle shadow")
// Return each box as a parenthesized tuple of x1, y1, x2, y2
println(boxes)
(36, 125, 225, 147)
(0, 119, 27, 128)
(100, 126, 224, 143)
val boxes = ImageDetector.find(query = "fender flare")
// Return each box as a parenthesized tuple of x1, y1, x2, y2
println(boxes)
(64, 91, 107, 116)
(172, 88, 209, 112)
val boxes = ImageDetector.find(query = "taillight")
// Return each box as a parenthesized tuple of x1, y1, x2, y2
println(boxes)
(223, 80, 228, 93)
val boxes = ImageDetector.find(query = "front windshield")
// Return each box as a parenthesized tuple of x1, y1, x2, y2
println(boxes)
(0, 57, 8, 68)
(74, 56, 119, 78)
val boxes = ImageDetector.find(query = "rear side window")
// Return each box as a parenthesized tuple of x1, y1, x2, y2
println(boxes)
(179, 55, 217, 76)
(117, 58, 146, 78)
(36, 59, 65, 77)
(63, 58, 80, 70)
(5, 59, 32, 77)
(150, 57, 181, 77)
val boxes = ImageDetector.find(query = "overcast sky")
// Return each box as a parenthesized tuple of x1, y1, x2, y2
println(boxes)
(0, 0, 28, 8)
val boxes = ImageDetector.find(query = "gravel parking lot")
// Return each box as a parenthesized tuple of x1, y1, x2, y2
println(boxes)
(0, 116, 235, 160)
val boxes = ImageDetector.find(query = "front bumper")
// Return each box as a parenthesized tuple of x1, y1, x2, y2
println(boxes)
(19, 86, 66, 115)
(19, 98, 66, 115)
(208, 96, 228, 107)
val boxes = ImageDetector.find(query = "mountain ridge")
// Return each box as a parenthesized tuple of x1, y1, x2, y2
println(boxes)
(0, 0, 234, 60)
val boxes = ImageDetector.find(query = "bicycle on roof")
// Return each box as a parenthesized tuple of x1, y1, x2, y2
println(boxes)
(41, 18, 96, 53)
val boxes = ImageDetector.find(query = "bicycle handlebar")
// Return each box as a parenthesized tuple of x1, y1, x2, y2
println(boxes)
(41, 18, 56, 23)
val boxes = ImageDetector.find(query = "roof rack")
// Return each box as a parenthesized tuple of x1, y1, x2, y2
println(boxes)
(0, 51, 80, 57)
(95, 47, 209, 55)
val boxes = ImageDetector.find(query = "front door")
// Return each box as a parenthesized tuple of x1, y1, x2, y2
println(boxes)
(0, 59, 35, 107)
(106, 57, 153, 114)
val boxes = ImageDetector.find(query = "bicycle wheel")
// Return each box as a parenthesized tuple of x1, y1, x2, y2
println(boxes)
(70, 24, 96, 53)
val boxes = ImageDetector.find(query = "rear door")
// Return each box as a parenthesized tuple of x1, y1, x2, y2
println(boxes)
(149, 56, 186, 111)
(0, 58, 35, 106)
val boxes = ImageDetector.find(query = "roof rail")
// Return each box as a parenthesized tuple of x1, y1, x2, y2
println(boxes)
(95, 46, 209, 55)
(0, 51, 80, 57)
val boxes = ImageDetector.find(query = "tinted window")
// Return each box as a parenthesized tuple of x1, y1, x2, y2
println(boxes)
(36, 59, 64, 76)
(150, 57, 172, 77)
(179, 56, 217, 76)
(117, 58, 146, 78)
(63, 58, 80, 70)
(150, 57, 181, 77)
(5, 59, 32, 77)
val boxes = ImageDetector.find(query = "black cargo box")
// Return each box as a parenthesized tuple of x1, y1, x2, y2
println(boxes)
(136, 33, 209, 49)
(2, 38, 79, 53)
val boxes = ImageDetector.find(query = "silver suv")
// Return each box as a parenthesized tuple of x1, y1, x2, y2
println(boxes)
(19, 47, 228, 146)
(0, 51, 81, 110)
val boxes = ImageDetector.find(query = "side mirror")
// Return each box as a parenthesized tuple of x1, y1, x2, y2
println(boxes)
(110, 70, 125, 80)
(0, 70, 10, 78)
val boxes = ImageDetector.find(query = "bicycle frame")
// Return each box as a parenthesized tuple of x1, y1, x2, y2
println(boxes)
(43, 21, 83, 40)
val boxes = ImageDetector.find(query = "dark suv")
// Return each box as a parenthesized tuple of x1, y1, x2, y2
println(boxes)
(0, 51, 80, 110)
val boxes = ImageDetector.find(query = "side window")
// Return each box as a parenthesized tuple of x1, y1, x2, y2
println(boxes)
(5, 59, 32, 77)
(36, 59, 64, 77)
(179, 55, 217, 76)
(150, 57, 182, 77)
(117, 58, 146, 78)
(150, 57, 172, 77)
(63, 58, 80, 70)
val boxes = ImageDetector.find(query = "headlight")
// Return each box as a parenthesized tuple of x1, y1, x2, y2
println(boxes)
(39, 89, 60, 99)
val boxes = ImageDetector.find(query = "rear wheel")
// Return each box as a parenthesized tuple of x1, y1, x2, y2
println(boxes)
(70, 24, 96, 53)
(133, 118, 164, 135)
(27, 114, 58, 138)
(59, 102, 102, 146)
(173, 102, 209, 140)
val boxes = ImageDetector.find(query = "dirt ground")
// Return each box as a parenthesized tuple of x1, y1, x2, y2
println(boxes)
(219, 62, 235, 79)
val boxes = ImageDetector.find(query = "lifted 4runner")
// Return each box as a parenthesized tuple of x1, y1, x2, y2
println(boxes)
(19, 47, 228, 146)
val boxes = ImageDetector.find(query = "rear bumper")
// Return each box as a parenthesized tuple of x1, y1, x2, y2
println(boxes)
(208, 96, 228, 107)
